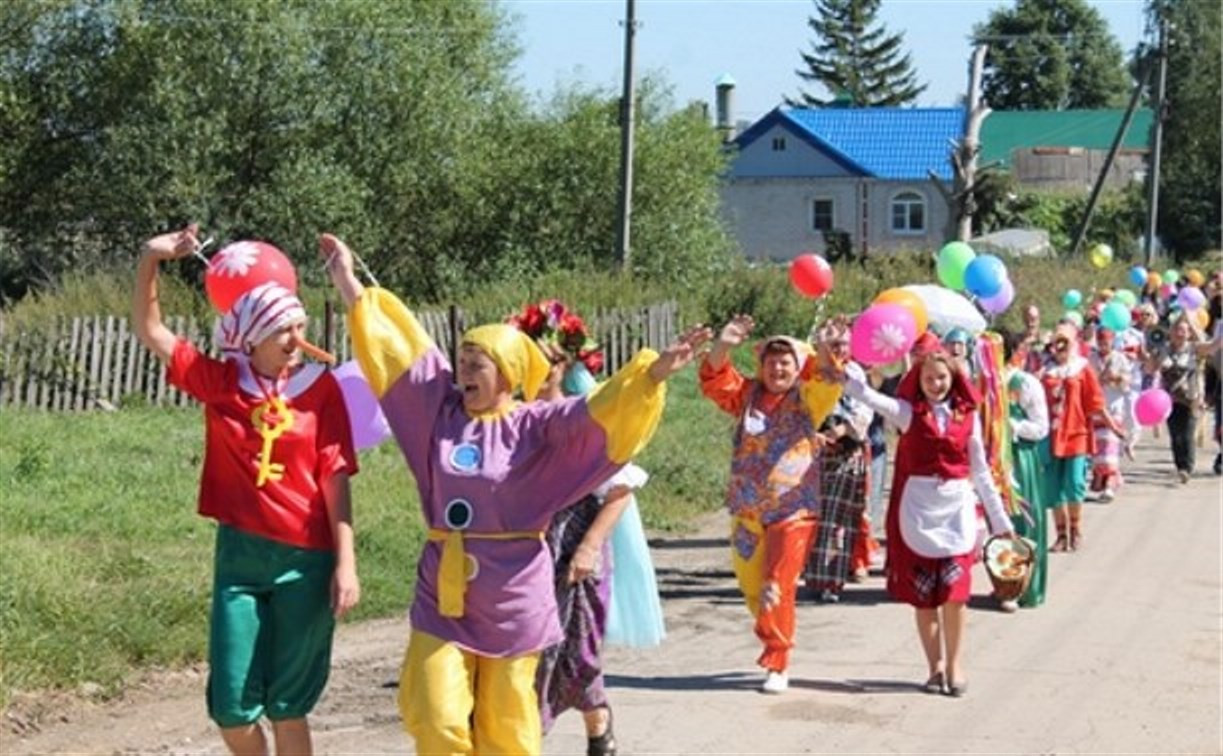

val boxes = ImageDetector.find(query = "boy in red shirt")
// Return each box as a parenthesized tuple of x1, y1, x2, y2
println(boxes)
(133, 224, 359, 755)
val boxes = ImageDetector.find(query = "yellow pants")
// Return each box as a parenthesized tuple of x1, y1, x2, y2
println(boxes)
(398, 630, 542, 755)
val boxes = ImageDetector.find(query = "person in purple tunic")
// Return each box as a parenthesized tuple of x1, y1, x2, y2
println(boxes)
(321, 234, 710, 755)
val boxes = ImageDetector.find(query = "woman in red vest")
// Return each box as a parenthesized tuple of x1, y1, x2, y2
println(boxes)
(844, 349, 1014, 697)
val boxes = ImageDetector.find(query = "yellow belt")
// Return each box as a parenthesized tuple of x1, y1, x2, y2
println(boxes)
(427, 528, 545, 618)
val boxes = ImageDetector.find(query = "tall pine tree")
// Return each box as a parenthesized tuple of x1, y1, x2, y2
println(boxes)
(789, 0, 926, 108)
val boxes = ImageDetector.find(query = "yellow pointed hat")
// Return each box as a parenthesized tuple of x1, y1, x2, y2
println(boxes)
(461, 323, 551, 401)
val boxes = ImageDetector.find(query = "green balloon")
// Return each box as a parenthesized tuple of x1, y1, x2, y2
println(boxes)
(1112, 289, 1138, 307)
(1164, 269, 1180, 284)
(1100, 301, 1131, 331)
(1062, 289, 1082, 308)
(1062, 310, 1084, 328)
(936, 241, 976, 291)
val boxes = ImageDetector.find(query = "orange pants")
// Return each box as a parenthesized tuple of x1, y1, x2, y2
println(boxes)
(731, 515, 817, 672)
(850, 513, 877, 574)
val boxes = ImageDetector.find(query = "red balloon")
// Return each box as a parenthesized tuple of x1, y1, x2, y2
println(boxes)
(205, 241, 298, 314)
(789, 253, 834, 298)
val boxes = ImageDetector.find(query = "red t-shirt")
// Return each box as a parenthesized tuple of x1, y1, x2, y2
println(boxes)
(168, 340, 358, 550)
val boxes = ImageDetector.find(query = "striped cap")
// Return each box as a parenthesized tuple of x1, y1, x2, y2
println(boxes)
(214, 282, 307, 354)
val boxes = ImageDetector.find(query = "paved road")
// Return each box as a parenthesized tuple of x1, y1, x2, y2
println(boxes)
(7, 439, 1221, 754)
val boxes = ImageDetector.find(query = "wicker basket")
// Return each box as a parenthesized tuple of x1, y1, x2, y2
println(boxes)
(983, 535, 1035, 602)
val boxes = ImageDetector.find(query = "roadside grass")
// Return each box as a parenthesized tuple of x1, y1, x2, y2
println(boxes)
(0, 366, 732, 709)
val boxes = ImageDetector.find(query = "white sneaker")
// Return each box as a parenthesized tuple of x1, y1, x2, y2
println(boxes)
(761, 670, 789, 694)
(1098, 489, 1115, 503)
(1177, 470, 1191, 484)
(999, 599, 1019, 613)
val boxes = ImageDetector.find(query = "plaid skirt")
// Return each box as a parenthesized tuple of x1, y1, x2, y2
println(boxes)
(805, 441, 869, 590)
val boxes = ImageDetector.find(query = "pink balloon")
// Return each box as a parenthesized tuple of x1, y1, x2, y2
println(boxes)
(333, 360, 390, 450)
(851, 303, 917, 366)
(979, 277, 1015, 314)
(1133, 388, 1172, 427)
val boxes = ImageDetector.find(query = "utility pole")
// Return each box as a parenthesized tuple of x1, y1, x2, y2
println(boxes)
(1068, 57, 1150, 258)
(1144, 17, 1169, 266)
(614, 0, 638, 271)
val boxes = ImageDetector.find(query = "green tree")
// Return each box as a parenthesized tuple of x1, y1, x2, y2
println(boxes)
(1144, 0, 1221, 257)
(0, 0, 735, 306)
(975, 0, 1129, 110)
(788, 0, 926, 107)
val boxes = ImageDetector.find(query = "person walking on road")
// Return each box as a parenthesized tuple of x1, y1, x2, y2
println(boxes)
(842, 348, 1014, 697)
(698, 314, 841, 694)
(133, 224, 360, 756)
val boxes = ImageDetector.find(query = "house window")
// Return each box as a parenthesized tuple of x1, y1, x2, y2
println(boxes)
(890, 191, 925, 234)
(812, 199, 834, 231)
(772, 136, 786, 151)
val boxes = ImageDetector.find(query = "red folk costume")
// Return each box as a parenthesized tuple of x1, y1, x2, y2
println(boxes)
(849, 361, 1011, 608)
(1040, 355, 1106, 460)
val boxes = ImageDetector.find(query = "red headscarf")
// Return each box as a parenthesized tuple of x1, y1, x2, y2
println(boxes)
(894, 349, 980, 415)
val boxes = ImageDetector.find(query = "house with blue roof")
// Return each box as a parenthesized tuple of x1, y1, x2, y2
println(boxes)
(720, 106, 964, 260)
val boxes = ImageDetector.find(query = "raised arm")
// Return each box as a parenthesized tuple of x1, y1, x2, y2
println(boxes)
(320, 233, 365, 308)
(843, 365, 913, 432)
(131, 224, 200, 363)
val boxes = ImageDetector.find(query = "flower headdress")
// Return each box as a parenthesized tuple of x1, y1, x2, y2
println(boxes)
(506, 299, 604, 374)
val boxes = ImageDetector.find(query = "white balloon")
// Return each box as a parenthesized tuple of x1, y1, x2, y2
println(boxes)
(901, 284, 988, 334)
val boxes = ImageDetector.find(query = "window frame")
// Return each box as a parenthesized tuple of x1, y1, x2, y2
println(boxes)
(889, 190, 926, 235)
(811, 197, 835, 232)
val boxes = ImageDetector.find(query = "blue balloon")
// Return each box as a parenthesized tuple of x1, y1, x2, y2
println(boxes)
(1129, 266, 1148, 287)
(963, 254, 1007, 299)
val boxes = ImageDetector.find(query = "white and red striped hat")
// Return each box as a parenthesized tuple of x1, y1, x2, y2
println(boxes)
(214, 282, 308, 355)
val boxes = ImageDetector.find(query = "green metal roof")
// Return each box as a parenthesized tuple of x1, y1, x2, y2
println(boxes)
(980, 109, 1154, 168)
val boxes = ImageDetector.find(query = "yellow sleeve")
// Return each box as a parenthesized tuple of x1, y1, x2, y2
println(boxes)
(585, 349, 667, 464)
(349, 287, 437, 398)
(800, 375, 842, 428)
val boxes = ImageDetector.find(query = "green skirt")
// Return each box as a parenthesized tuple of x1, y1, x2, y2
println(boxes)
(1011, 438, 1050, 607)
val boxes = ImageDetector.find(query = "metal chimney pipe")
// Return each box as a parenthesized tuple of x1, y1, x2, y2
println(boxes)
(715, 73, 736, 142)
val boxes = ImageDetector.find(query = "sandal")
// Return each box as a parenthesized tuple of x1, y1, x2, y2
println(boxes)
(1051, 533, 1069, 553)
(586, 710, 616, 756)
(1069, 527, 1082, 552)
(945, 679, 969, 698)
(923, 671, 946, 695)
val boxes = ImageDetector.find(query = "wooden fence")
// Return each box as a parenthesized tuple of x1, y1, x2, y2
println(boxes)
(0, 301, 678, 411)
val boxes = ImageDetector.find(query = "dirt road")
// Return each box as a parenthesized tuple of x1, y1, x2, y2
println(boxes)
(5, 439, 1221, 754)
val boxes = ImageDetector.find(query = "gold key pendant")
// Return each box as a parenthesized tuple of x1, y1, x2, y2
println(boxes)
(250, 396, 294, 487)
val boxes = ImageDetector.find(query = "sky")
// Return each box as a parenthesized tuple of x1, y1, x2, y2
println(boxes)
(502, 0, 1148, 124)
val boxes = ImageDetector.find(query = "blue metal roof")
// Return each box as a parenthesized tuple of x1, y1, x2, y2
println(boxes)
(735, 107, 965, 180)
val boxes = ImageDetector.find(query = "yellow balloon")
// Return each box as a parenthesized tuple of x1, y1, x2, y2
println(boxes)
(1195, 308, 1210, 331)
(873, 287, 929, 335)
(1185, 269, 1205, 287)
(1089, 243, 1113, 269)
(1147, 272, 1163, 289)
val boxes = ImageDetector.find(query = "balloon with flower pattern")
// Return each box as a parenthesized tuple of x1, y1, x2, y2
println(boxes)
(850, 303, 917, 366)
(205, 240, 297, 314)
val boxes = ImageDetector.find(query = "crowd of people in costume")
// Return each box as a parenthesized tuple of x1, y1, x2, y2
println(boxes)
(132, 223, 1220, 755)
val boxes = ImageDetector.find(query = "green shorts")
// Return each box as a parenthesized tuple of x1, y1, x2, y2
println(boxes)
(208, 525, 336, 728)
(1047, 454, 1089, 506)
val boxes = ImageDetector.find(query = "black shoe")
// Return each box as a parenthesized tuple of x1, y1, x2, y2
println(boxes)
(587, 713, 616, 756)
(1213, 455, 1221, 476)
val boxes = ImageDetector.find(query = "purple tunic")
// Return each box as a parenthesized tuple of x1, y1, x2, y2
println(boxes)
(382, 348, 623, 657)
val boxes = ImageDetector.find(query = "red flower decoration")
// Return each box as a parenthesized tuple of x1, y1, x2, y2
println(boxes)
(506, 299, 604, 374)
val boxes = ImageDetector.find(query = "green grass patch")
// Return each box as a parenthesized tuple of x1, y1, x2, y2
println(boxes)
(0, 368, 734, 709)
